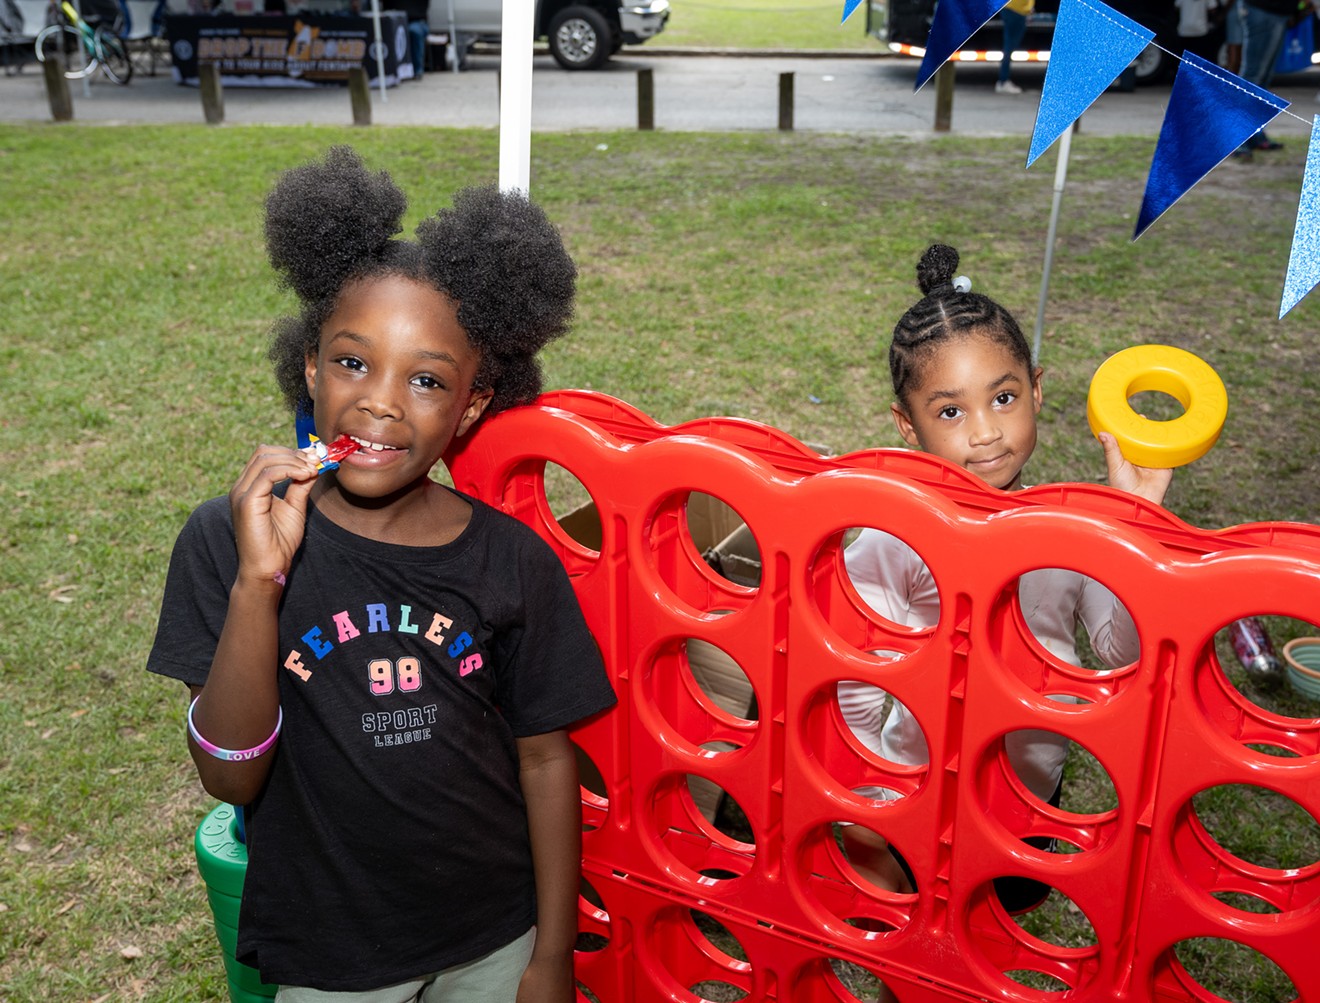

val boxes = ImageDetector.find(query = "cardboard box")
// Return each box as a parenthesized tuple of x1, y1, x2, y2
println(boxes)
(557, 499, 603, 551)
(707, 523, 761, 588)
(685, 632, 757, 823)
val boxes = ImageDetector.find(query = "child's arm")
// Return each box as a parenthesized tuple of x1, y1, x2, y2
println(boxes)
(515, 728, 581, 1003)
(188, 444, 320, 805)
(1097, 432, 1173, 507)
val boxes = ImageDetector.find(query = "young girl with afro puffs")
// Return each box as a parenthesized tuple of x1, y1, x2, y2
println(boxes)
(148, 147, 615, 1002)
(837, 244, 1171, 924)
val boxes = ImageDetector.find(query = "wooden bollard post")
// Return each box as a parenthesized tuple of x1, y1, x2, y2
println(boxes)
(636, 67, 654, 131)
(43, 56, 73, 122)
(933, 61, 954, 133)
(199, 62, 224, 125)
(348, 67, 371, 126)
(778, 71, 794, 131)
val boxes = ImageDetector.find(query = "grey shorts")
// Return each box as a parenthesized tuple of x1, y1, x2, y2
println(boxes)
(275, 927, 536, 1003)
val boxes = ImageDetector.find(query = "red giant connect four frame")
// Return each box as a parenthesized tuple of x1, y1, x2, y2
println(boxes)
(445, 390, 1320, 1003)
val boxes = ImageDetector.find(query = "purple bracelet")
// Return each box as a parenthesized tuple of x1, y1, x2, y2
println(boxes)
(188, 697, 283, 762)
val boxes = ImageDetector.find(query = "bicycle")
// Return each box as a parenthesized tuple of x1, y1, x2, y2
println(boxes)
(35, 0, 132, 84)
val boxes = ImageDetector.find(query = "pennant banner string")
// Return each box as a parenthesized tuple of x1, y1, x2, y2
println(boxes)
(844, 0, 1320, 314)
(1068, 0, 1312, 132)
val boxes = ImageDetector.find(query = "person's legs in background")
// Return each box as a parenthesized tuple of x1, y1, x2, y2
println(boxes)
(996, 8, 1027, 93)
(1224, 0, 1244, 72)
(406, 18, 427, 80)
(1238, 1, 1289, 150)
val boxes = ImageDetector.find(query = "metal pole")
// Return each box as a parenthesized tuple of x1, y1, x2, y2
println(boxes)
(497, 0, 533, 193)
(1032, 123, 1073, 366)
(636, 67, 653, 130)
(778, 71, 793, 131)
(369, 0, 386, 102)
(933, 61, 954, 132)
(446, 0, 458, 73)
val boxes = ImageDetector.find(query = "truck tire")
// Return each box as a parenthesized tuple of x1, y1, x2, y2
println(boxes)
(1132, 42, 1172, 86)
(548, 5, 613, 71)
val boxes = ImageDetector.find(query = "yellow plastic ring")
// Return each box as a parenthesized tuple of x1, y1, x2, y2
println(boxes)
(1086, 345, 1228, 468)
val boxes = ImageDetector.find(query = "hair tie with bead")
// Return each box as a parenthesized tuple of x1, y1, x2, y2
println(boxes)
(953, 275, 972, 293)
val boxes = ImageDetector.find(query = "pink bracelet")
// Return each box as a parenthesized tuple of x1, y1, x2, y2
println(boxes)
(188, 697, 283, 762)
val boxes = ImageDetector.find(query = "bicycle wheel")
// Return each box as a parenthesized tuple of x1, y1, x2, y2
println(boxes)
(95, 28, 132, 84)
(36, 24, 98, 80)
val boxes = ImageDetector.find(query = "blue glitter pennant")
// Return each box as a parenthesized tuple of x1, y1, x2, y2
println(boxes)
(840, 0, 863, 23)
(1027, 0, 1152, 167)
(1280, 118, 1320, 318)
(1135, 52, 1287, 239)
(916, 0, 1005, 91)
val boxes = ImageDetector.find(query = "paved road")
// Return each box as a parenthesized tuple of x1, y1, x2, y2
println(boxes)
(2, 48, 1318, 140)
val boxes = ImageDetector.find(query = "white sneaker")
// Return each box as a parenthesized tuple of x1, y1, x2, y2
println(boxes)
(995, 79, 1023, 95)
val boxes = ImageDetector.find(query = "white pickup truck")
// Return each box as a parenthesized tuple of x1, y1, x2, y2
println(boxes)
(432, 0, 669, 70)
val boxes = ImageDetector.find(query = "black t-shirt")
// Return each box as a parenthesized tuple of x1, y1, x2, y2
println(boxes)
(148, 492, 615, 990)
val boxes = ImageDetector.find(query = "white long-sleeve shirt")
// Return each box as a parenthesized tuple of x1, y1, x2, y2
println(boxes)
(838, 527, 1140, 803)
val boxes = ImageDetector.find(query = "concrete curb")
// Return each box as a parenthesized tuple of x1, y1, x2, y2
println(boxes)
(470, 42, 896, 60)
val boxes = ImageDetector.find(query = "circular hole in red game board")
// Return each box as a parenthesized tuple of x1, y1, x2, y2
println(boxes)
(976, 732, 1119, 858)
(541, 461, 601, 551)
(1190, 783, 1320, 872)
(1002, 728, 1118, 815)
(647, 772, 756, 884)
(646, 491, 758, 609)
(1167, 937, 1296, 1003)
(575, 742, 608, 832)
(821, 957, 898, 1002)
(989, 567, 1141, 708)
(690, 908, 749, 963)
(832, 680, 929, 804)
(1009, 885, 1099, 949)
(643, 636, 759, 757)
(829, 527, 938, 661)
(645, 904, 753, 1001)
(795, 820, 916, 941)
(837, 822, 918, 900)
(1056, 741, 1118, 816)
(686, 637, 759, 725)
(834, 680, 929, 797)
(1209, 615, 1320, 730)
(962, 876, 1098, 997)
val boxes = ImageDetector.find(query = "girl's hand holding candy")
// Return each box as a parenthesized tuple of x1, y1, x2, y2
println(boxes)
(228, 435, 362, 590)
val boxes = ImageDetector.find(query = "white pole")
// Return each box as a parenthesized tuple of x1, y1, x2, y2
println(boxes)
(446, 0, 457, 73)
(497, 0, 533, 194)
(1032, 123, 1073, 366)
(369, 0, 386, 102)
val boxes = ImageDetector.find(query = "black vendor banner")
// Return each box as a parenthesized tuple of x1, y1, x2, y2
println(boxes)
(165, 11, 409, 87)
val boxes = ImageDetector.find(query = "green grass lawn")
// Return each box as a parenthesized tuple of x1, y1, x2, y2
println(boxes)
(1, 124, 1318, 1002)
(659, 0, 877, 50)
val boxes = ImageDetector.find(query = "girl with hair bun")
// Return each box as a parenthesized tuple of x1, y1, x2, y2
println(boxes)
(149, 146, 615, 1001)
(837, 244, 1172, 919)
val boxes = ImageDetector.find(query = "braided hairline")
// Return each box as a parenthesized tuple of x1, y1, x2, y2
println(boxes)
(889, 289, 1031, 406)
